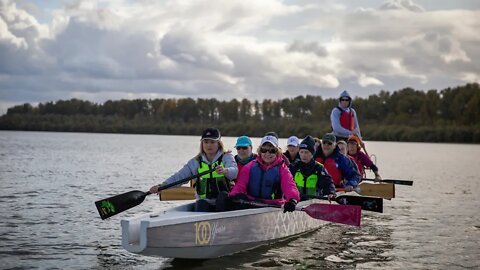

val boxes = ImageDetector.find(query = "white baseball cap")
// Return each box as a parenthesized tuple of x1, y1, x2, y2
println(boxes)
(287, 136, 300, 147)
(260, 135, 279, 148)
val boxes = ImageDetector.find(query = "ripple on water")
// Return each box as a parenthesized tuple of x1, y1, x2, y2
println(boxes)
(325, 255, 354, 263)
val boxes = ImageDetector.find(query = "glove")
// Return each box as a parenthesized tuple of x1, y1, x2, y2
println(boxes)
(327, 194, 336, 202)
(283, 199, 297, 213)
(215, 191, 231, 212)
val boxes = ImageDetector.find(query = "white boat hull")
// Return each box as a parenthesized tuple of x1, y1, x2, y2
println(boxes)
(121, 200, 326, 259)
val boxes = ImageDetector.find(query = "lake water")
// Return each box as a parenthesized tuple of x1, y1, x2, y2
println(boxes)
(0, 131, 479, 269)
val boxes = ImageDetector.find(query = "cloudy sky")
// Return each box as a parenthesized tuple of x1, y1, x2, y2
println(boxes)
(0, 0, 479, 114)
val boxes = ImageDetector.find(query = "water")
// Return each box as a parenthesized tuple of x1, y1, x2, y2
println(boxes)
(0, 131, 479, 269)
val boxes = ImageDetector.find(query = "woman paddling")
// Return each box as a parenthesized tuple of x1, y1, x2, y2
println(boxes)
(347, 135, 382, 181)
(149, 128, 238, 212)
(221, 135, 300, 212)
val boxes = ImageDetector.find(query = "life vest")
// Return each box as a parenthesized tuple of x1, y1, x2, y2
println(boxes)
(196, 154, 230, 199)
(235, 154, 256, 173)
(349, 154, 365, 176)
(293, 162, 322, 197)
(315, 156, 343, 187)
(337, 106, 355, 131)
(247, 161, 282, 200)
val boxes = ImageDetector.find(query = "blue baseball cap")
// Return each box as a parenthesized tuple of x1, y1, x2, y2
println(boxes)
(235, 136, 252, 148)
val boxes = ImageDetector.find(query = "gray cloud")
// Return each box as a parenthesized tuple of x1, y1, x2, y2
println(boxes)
(380, 0, 425, 12)
(286, 40, 328, 57)
(0, 0, 479, 114)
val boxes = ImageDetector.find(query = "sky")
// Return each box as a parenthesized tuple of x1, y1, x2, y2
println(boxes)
(0, 0, 479, 114)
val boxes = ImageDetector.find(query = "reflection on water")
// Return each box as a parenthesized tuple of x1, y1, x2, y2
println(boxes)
(0, 131, 479, 269)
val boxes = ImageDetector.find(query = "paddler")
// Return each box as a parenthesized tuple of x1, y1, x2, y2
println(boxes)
(218, 135, 299, 213)
(149, 128, 238, 212)
(233, 135, 257, 174)
(288, 135, 336, 201)
(347, 134, 382, 181)
(313, 133, 361, 191)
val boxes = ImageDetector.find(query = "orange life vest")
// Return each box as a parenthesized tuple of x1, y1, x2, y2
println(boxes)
(338, 106, 354, 131)
(315, 156, 343, 186)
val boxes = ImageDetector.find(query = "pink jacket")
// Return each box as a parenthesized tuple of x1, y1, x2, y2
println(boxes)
(230, 155, 300, 205)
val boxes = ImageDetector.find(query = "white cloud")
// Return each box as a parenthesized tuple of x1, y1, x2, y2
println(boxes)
(0, 0, 479, 113)
(358, 73, 384, 87)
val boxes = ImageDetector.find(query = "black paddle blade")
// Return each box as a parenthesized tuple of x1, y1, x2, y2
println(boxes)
(382, 179, 413, 186)
(335, 194, 383, 213)
(95, 190, 148, 220)
(362, 178, 413, 186)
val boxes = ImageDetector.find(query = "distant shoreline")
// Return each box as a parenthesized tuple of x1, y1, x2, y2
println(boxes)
(1, 83, 479, 143)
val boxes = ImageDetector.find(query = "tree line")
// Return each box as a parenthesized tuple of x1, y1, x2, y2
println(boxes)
(1, 83, 479, 143)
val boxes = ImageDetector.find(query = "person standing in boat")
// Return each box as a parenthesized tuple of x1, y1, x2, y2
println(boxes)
(289, 135, 336, 201)
(225, 135, 300, 212)
(149, 128, 238, 212)
(314, 133, 360, 191)
(347, 135, 382, 181)
(330, 90, 361, 141)
(234, 135, 257, 174)
(284, 136, 301, 164)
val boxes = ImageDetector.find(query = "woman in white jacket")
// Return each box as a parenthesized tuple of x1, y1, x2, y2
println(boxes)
(149, 128, 238, 212)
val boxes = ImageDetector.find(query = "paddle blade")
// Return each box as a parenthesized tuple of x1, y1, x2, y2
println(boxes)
(302, 203, 361, 227)
(358, 182, 395, 199)
(95, 190, 148, 220)
(159, 187, 195, 201)
(382, 179, 413, 186)
(335, 194, 383, 213)
(362, 178, 413, 186)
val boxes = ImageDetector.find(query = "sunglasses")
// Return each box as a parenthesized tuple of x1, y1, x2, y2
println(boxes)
(322, 141, 333, 146)
(340, 98, 350, 102)
(260, 148, 277, 154)
(236, 146, 249, 150)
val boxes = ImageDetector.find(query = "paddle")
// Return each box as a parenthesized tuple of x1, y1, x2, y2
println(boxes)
(360, 140, 369, 157)
(309, 194, 383, 213)
(362, 178, 413, 186)
(159, 186, 195, 201)
(337, 182, 394, 199)
(94, 168, 215, 220)
(235, 199, 361, 227)
(358, 182, 395, 199)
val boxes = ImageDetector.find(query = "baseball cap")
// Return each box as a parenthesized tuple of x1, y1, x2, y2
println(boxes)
(235, 136, 252, 148)
(201, 128, 221, 141)
(322, 133, 336, 143)
(287, 136, 300, 147)
(264, 131, 279, 139)
(260, 135, 278, 148)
